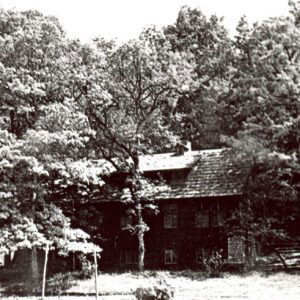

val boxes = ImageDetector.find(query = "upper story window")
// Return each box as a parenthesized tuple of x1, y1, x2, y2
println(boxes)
(195, 201, 224, 228)
(120, 215, 133, 229)
(211, 201, 224, 227)
(164, 204, 178, 228)
(195, 202, 209, 228)
(165, 249, 178, 264)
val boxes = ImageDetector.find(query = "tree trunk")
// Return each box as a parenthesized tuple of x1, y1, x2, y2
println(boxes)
(30, 192, 39, 284)
(131, 148, 146, 272)
(42, 242, 49, 300)
(94, 248, 98, 300)
(137, 203, 145, 272)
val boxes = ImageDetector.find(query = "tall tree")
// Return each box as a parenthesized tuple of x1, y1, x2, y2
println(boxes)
(164, 6, 234, 149)
(0, 9, 70, 137)
(223, 5, 300, 265)
(74, 29, 196, 271)
(0, 9, 99, 283)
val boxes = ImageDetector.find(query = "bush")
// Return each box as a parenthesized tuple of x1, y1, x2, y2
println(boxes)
(134, 277, 175, 300)
(77, 254, 94, 279)
(47, 272, 76, 295)
(202, 250, 225, 278)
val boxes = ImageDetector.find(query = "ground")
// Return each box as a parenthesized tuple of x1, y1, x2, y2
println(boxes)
(1, 271, 300, 299)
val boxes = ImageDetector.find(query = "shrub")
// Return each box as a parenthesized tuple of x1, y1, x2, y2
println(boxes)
(202, 249, 225, 278)
(47, 272, 76, 295)
(77, 254, 94, 279)
(134, 276, 175, 300)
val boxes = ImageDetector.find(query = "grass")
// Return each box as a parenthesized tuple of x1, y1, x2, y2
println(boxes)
(67, 270, 300, 299)
(1, 271, 300, 299)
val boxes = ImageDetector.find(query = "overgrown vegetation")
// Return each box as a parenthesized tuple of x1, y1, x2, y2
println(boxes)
(0, 0, 300, 288)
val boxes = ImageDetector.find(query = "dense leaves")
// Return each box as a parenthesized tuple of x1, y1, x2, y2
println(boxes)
(76, 28, 197, 271)
(1, 2, 300, 275)
(164, 7, 233, 149)
(223, 1, 300, 262)
(0, 10, 100, 281)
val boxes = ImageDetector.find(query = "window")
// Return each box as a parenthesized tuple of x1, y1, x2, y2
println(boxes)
(211, 201, 224, 227)
(164, 204, 178, 228)
(120, 250, 138, 264)
(120, 215, 133, 228)
(195, 202, 209, 228)
(165, 249, 178, 264)
(195, 201, 224, 228)
(227, 236, 245, 263)
(164, 214, 178, 228)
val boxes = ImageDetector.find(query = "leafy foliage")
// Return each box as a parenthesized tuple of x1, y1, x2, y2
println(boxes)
(164, 6, 233, 149)
(134, 276, 175, 300)
(1, 1, 300, 278)
(0, 9, 100, 283)
(223, 3, 300, 263)
(201, 250, 225, 278)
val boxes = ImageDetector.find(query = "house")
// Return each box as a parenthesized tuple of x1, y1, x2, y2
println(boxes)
(86, 146, 249, 270)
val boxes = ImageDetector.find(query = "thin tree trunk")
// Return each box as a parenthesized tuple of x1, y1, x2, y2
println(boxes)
(94, 248, 98, 300)
(72, 198, 76, 271)
(31, 192, 39, 284)
(137, 203, 145, 272)
(132, 144, 146, 272)
(42, 242, 49, 300)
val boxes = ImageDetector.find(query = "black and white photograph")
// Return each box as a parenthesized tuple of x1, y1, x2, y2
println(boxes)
(0, 0, 299, 299)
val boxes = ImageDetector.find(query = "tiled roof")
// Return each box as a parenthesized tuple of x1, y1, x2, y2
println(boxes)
(139, 151, 201, 171)
(94, 150, 200, 173)
(98, 148, 248, 201)
(154, 149, 247, 199)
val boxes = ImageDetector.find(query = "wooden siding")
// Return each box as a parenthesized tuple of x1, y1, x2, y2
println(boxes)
(90, 196, 241, 270)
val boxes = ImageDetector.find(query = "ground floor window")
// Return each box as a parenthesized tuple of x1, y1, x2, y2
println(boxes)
(165, 249, 178, 265)
(227, 236, 245, 262)
(120, 249, 138, 264)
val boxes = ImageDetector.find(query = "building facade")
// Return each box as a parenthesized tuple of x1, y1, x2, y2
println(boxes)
(91, 148, 248, 270)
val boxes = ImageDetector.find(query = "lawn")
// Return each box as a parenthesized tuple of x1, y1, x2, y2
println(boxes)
(69, 271, 300, 299)
(1, 271, 300, 299)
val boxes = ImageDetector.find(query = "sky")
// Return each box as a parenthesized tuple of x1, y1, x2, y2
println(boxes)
(0, 0, 291, 42)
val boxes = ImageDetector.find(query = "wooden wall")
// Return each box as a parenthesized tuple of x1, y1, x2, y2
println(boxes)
(90, 196, 242, 270)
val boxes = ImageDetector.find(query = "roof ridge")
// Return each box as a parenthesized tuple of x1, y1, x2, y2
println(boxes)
(141, 147, 230, 157)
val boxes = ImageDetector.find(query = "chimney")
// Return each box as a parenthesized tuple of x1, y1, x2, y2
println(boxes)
(175, 141, 192, 155)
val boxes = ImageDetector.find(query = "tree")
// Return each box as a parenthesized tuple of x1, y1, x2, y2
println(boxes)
(0, 9, 71, 137)
(0, 9, 100, 284)
(164, 6, 234, 149)
(0, 127, 99, 283)
(73, 29, 196, 271)
(223, 6, 300, 267)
